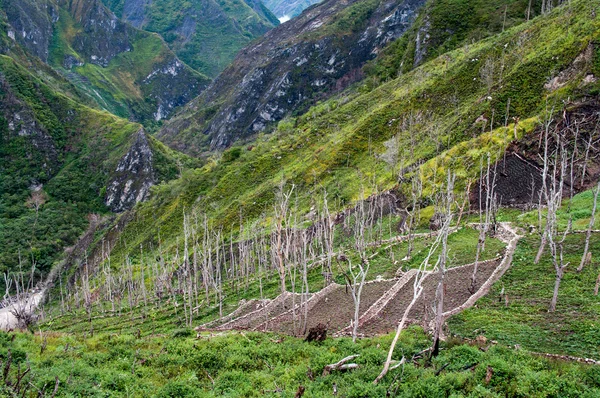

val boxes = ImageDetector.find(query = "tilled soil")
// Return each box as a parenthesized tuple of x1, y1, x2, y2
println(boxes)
(268, 280, 397, 335)
(359, 259, 500, 336)
(221, 293, 303, 330)
(203, 299, 269, 329)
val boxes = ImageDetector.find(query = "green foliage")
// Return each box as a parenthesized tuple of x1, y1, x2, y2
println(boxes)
(99, 0, 600, 272)
(1, 327, 599, 397)
(101, 0, 278, 78)
(449, 191, 600, 359)
(47, 4, 210, 123)
(365, 0, 543, 82)
(0, 54, 143, 284)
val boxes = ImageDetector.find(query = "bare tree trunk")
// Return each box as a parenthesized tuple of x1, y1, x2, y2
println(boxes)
(578, 181, 600, 272)
(374, 217, 445, 384)
(432, 172, 454, 357)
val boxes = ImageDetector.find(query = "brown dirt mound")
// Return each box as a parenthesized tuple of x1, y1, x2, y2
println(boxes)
(202, 299, 269, 329)
(220, 293, 303, 331)
(268, 280, 397, 336)
(359, 259, 500, 336)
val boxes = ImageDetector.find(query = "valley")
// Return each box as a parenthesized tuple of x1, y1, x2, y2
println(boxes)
(1, 0, 600, 396)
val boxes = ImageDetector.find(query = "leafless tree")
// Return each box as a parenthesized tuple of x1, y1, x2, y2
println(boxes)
(272, 183, 295, 296)
(577, 180, 600, 272)
(25, 190, 47, 225)
(470, 154, 497, 293)
(374, 220, 447, 384)
(432, 172, 455, 357)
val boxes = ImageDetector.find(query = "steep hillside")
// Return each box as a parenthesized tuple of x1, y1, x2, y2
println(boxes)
(364, 0, 547, 83)
(158, 0, 427, 154)
(2, 1, 600, 396)
(263, 0, 323, 20)
(0, 50, 197, 286)
(1, 0, 210, 123)
(101, 0, 279, 78)
(77, 0, 600, 288)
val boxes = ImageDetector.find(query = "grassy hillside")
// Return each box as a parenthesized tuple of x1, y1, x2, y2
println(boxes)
(2, 2, 600, 396)
(101, 0, 278, 78)
(47, 1, 210, 123)
(0, 49, 200, 286)
(450, 191, 600, 358)
(364, 0, 545, 83)
(113, 0, 600, 264)
(39, 0, 600, 348)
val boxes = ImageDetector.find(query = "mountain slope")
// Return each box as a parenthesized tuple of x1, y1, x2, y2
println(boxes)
(263, 0, 323, 20)
(1, 0, 211, 123)
(0, 47, 198, 285)
(101, 0, 279, 78)
(89, 0, 600, 273)
(158, 0, 427, 154)
(364, 0, 547, 82)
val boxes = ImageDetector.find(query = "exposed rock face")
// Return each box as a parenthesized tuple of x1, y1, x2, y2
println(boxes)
(158, 0, 426, 154)
(59, 0, 132, 67)
(1, 0, 210, 123)
(105, 129, 155, 212)
(143, 58, 207, 122)
(2, 0, 57, 62)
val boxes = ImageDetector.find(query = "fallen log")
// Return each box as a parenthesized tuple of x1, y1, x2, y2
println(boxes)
(322, 354, 360, 376)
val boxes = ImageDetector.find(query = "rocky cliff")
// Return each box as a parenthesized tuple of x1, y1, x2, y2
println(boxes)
(0, 52, 178, 281)
(157, 0, 427, 154)
(105, 129, 155, 212)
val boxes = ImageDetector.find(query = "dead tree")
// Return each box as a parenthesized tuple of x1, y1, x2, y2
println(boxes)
(470, 155, 498, 293)
(374, 222, 446, 384)
(535, 105, 557, 264)
(272, 183, 295, 296)
(432, 172, 455, 357)
(577, 180, 600, 272)
(537, 115, 570, 312)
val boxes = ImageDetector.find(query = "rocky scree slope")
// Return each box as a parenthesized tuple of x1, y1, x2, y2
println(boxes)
(1, 0, 210, 123)
(158, 0, 427, 154)
(101, 0, 279, 78)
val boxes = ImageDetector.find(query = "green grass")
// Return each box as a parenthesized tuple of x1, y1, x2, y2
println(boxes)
(98, 0, 600, 272)
(102, 0, 277, 78)
(0, 52, 191, 288)
(47, 4, 210, 123)
(449, 189, 600, 359)
(449, 233, 600, 359)
(2, 327, 600, 397)
(364, 0, 547, 83)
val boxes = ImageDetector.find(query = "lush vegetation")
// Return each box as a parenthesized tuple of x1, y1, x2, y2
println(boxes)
(47, 4, 210, 124)
(97, 0, 600, 269)
(2, 1, 600, 397)
(0, 53, 141, 281)
(364, 0, 546, 82)
(449, 191, 600, 359)
(3, 327, 600, 397)
(102, 0, 278, 78)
